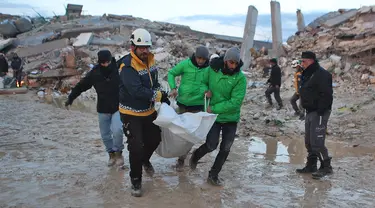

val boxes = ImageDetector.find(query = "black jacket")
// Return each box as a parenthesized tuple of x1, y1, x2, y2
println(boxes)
(68, 57, 120, 114)
(300, 62, 333, 114)
(11, 57, 22, 71)
(267, 64, 282, 86)
(0, 56, 8, 73)
(118, 52, 161, 116)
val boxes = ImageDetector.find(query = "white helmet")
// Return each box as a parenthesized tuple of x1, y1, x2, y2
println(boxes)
(210, 54, 219, 61)
(291, 60, 301, 68)
(130, 28, 152, 46)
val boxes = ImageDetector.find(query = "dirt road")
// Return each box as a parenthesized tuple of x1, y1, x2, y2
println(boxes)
(1, 93, 375, 208)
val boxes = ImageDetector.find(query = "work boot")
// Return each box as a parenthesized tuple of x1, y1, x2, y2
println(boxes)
(175, 158, 185, 172)
(130, 178, 142, 197)
(276, 104, 283, 110)
(189, 149, 199, 170)
(143, 162, 155, 177)
(296, 156, 318, 173)
(207, 173, 223, 186)
(108, 152, 116, 167)
(114, 151, 124, 166)
(312, 157, 333, 179)
(299, 113, 305, 121)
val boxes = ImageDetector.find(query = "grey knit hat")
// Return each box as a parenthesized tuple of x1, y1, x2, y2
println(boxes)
(224, 47, 241, 62)
(195, 46, 209, 59)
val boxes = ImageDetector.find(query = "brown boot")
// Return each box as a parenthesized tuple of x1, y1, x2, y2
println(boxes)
(114, 151, 124, 166)
(108, 152, 116, 167)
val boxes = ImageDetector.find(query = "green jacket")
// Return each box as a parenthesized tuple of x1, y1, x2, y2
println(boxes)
(204, 57, 247, 123)
(168, 57, 209, 106)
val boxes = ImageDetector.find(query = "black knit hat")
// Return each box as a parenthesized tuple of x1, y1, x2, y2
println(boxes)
(301, 51, 316, 60)
(97, 50, 112, 63)
(270, 58, 277, 64)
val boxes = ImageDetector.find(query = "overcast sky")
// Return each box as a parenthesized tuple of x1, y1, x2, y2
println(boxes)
(1, 0, 373, 40)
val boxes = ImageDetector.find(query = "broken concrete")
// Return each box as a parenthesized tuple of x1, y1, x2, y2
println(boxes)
(323, 9, 358, 27)
(16, 38, 69, 58)
(73, 33, 93, 47)
(0, 38, 15, 51)
(61, 25, 117, 38)
(90, 37, 124, 46)
(240, 5, 258, 71)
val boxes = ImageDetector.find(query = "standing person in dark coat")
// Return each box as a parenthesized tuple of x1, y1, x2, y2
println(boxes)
(265, 58, 283, 110)
(10, 53, 23, 87)
(296, 51, 333, 179)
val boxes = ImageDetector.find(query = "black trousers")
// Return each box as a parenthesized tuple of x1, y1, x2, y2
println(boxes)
(290, 92, 304, 114)
(194, 122, 238, 176)
(120, 111, 161, 181)
(305, 111, 331, 160)
(265, 86, 282, 106)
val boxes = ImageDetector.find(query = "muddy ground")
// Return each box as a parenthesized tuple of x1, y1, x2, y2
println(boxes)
(1, 89, 375, 208)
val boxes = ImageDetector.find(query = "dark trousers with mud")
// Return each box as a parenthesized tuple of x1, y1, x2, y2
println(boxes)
(305, 111, 331, 160)
(120, 112, 161, 183)
(193, 122, 237, 176)
(265, 86, 282, 107)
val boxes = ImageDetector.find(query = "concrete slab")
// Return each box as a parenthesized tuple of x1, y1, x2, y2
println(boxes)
(40, 68, 79, 78)
(17, 38, 69, 58)
(90, 37, 124, 46)
(61, 26, 116, 38)
(323, 9, 358, 28)
(0, 87, 28, 95)
(73, 32, 93, 47)
(0, 38, 15, 51)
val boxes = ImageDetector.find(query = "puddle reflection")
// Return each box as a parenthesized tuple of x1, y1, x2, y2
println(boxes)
(247, 136, 374, 164)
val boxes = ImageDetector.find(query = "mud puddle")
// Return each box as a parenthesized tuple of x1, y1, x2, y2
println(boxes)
(1, 95, 375, 207)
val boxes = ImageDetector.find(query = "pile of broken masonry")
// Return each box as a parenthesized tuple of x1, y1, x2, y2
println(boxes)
(252, 5, 375, 87)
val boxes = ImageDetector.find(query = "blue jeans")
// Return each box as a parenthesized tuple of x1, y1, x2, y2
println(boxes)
(98, 111, 124, 153)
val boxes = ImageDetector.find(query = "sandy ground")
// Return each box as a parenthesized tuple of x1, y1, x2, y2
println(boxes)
(1, 92, 375, 208)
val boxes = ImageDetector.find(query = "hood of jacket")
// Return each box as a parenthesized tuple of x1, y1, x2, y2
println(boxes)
(210, 56, 243, 75)
(190, 53, 209, 69)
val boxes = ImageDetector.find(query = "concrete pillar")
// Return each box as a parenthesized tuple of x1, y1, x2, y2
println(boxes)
(296, 9, 305, 32)
(270, 1, 283, 58)
(240, 5, 258, 71)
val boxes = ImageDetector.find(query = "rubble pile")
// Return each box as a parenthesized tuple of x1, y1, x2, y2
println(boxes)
(251, 5, 375, 90)
(0, 13, 241, 97)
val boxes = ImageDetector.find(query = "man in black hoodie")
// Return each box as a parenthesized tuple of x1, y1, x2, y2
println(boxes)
(265, 58, 283, 110)
(296, 51, 333, 179)
(65, 50, 124, 167)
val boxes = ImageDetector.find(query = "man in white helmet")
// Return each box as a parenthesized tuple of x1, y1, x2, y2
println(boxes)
(118, 28, 170, 197)
(290, 59, 305, 120)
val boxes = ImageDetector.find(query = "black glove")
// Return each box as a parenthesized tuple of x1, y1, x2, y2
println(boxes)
(65, 99, 73, 107)
(160, 91, 170, 105)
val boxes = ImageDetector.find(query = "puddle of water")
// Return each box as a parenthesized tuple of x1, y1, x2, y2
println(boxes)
(247, 136, 375, 164)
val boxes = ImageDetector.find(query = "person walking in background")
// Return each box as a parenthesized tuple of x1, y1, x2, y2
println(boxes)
(265, 58, 283, 110)
(10, 53, 23, 87)
(290, 59, 305, 120)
